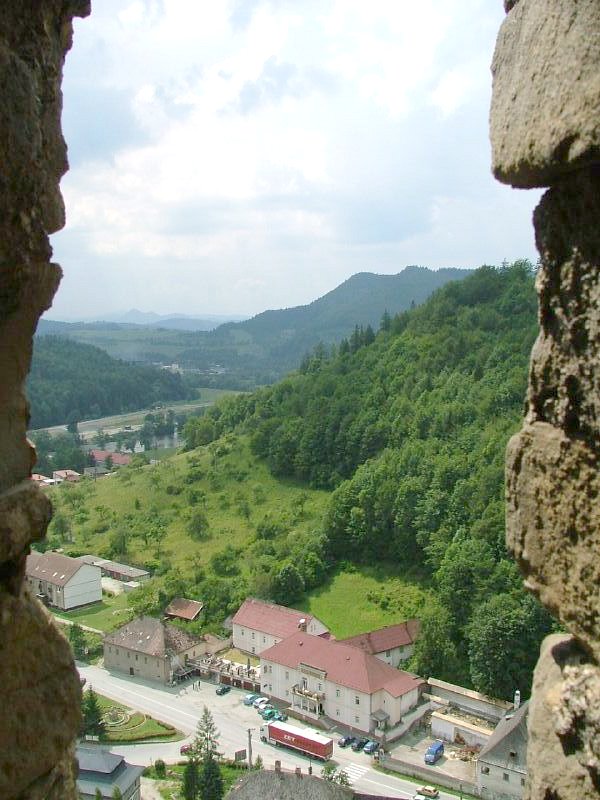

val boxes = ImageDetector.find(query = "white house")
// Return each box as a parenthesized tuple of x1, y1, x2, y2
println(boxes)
(26, 551, 102, 610)
(232, 597, 329, 656)
(339, 619, 420, 667)
(477, 702, 529, 800)
(260, 631, 424, 735)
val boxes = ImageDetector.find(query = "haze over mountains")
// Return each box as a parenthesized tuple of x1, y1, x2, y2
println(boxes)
(38, 266, 471, 388)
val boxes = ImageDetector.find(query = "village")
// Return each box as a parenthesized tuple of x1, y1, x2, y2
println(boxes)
(27, 548, 527, 800)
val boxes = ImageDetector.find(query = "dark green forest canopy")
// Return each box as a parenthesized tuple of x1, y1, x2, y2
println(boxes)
(199, 262, 554, 696)
(28, 336, 188, 428)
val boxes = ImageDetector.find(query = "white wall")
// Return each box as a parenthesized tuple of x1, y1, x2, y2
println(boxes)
(374, 643, 414, 668)
(478, 761, 525, 800)
(233, 617, 328, 656)
(63, 564, 102, 609)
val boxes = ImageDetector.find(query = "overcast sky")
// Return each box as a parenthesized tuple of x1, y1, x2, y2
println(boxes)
(49, 0, 541, 319)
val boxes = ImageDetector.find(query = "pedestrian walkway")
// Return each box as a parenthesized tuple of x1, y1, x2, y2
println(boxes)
(343, 763, 370, 784)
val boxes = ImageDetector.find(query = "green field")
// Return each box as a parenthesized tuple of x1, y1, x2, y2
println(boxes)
(299, 566, 432, 639)
(52, 592, 132, 632)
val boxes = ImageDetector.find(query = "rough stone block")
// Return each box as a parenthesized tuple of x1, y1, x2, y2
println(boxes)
(506, 422, 600, 661)
(0, 591, 81, 800)
(491, 0, 600, 188)
(527, 634, 600, 800)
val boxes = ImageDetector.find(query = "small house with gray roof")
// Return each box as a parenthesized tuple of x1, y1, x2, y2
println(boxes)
(26, 551, 101, 610)
(477, 702, 528, 800)
(76, 746, 143, 800)
(103, 615, 204, 683)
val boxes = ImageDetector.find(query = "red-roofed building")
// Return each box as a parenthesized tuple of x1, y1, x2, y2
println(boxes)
(260, 631, 425, 734)
(164, 597, 204, 622)
(90, 449, 132, 467)
(339, 619, 420, 667)
(232, 598, 329, 656)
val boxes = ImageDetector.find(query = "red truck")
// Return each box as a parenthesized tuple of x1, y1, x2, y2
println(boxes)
(260, 721, 333, 761)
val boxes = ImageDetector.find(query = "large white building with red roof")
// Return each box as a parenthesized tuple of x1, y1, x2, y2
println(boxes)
(232, 598, 329, 655)
(339, 619, 420, 668)
(260, 631, 424, 735)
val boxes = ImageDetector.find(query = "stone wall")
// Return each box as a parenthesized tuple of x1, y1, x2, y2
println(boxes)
(0, 2, 90, 798)
(491, 1, 600, 798)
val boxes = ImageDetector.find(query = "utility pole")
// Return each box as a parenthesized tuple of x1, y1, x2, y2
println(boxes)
(247, 728, 253, 769)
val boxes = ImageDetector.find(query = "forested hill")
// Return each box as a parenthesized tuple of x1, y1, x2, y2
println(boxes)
(28, 336, 188, 428)
(197, 262, 554, 696)
(35, 267, 470, 388)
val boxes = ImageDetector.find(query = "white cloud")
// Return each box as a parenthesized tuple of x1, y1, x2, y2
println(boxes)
(51, 1, 540, 318)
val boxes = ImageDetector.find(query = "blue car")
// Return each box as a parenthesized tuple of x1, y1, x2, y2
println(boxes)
(363, 740, 379, 755)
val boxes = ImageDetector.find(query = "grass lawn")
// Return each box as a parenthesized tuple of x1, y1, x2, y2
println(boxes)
(52, 592, 132, 632)
(94, 693, 184, 744)
(300, 566, 433, 639)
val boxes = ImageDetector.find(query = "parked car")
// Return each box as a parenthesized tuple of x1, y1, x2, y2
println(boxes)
(351, 737, 369, 752)
(261, 708, 277, 721)
(273, 711, 288, 722)
(215, 684, 231, 695)
(253, 696, 269, 708)
(363, 740, 379, 755)
(416, 787, 439, 798)
(180, 744, 193, 755)
(257, 703, 274, 715)
(424, 741, 444, 765)
(243, 693, 260, 706)
(338, 735, 356, 748)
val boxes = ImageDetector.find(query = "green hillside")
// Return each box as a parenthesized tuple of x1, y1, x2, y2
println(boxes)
(28, 336, 189, 428)
(45, 262, 553, 700)
(36, 266, 469, 388)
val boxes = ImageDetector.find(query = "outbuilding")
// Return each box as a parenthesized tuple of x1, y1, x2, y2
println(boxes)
(26, 551, 102, 610)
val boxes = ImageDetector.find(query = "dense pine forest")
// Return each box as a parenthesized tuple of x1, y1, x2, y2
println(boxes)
(28, 336, 189, 428)
(190, 261, 554, 697)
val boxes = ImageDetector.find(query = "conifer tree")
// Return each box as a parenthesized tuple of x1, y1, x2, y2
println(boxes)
(199, 753, 223, 800)
(82, 685, 106, 739)
(183, 760, 199, 800)
(193, 706, 221, 759)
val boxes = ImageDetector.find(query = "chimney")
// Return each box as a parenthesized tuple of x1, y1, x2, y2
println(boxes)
(298, 618, 307, 633)
(514, 689, 521, 709)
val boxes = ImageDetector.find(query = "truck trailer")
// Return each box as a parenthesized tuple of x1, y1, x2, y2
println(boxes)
(260, 721, 333, 760)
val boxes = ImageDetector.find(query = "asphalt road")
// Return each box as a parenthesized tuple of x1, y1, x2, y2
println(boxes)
(78, 663, 457, 800)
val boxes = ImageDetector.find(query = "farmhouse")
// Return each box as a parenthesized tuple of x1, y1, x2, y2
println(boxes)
(104, 616, 204, 684)
(26, 551, 102, 610)
(165, 597, 204, 622)
(232, 597, 329, 656)
(477, 703, 529, 800)
(52, 468, 81, 482)
(339, 619, 420, 667)
(89, 449, 132, 467)
(260, 631, 424, 734)
(77, 747, 144, 800)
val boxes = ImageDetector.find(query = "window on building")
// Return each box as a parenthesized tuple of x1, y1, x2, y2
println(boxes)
(318, 683, 322, 691)
(263, 636, 266, 643)
(285, 671, 289, 680)
(251, 647, 255, 654)
(336, 709, 340, 717)
(510, 750, 517, 758)
(336, 689, 340, 698)
(269, 684, 272, 691)
(251, 632, 255, 639)
(241, 629, 244, 636)
(503, 773, 509, 782)
(521, 779, 525, 787)
(355, 716, 359, 724)
(135, 654, 138, 661)
(385, 649, 391, 657)
(481, 767, 489, 775)
(355, 696, 360, 705)
(144, 657, 147, 664)
(127, 652, 130, 659)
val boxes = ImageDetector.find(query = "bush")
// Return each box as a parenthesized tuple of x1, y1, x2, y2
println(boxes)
(154, 759, 166, 778)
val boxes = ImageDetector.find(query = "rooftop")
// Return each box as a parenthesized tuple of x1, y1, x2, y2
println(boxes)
(26, 551, 95, 588)
(261, 631, 425, 697)
(478, 702, 529, 771)
(165, 597, 204, 621)
(339, 619, 420, 655)
(79, 555, 150, 579)
(233, 598, 327, 640)
(104, 615, 202, 657)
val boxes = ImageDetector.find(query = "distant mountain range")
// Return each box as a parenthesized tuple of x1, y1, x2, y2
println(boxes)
(38, 266, 471, 387)
(43, 309, 246, 331)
